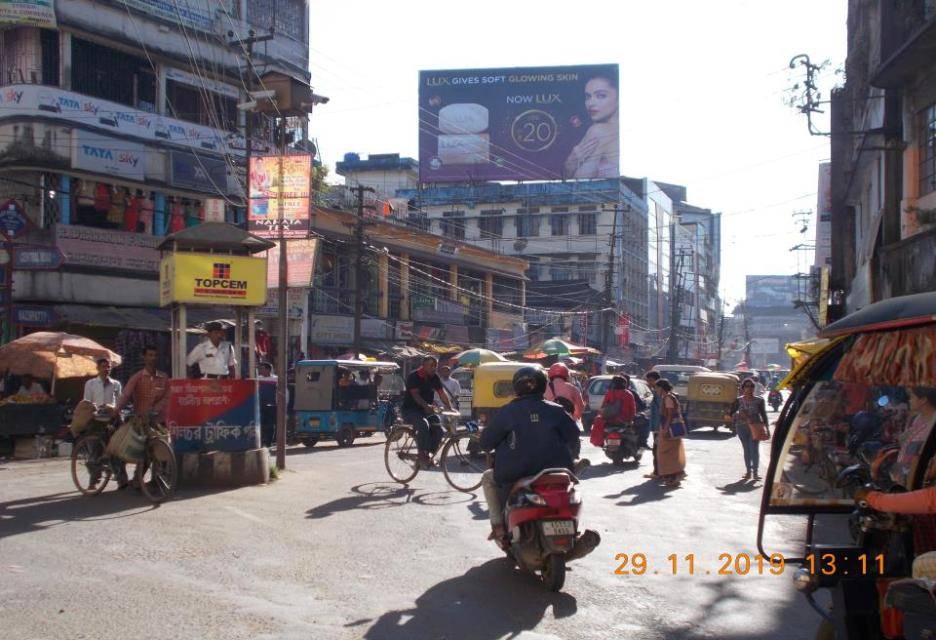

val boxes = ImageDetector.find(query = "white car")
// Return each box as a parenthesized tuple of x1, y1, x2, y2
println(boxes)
(583, 375, 654, 433)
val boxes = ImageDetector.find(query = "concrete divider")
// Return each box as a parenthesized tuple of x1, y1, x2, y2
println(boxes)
(177, 448, 270, 487)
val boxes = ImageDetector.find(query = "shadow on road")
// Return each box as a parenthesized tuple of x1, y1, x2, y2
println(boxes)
(608, 479, 675, 506)
(306, 483, 473, 519)
(362, 558, 577, 640)
(581, 460, 643, 480)
(717, 479, 762, 495)
(686, 429, 735, 441)
(0, 490, 156, 539)
(285, 439, 386, 456)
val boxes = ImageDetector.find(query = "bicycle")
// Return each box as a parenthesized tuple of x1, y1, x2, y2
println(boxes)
(384, 410, 490, 492)
(71, 413, 178, 504)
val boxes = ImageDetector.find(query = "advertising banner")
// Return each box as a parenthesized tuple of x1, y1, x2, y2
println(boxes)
(750, 338, 781, 355)
(165, 379, 260, 453)
(160, 253, 268, 307)
(119, 0, 230, 33)
(265, 238, 318, 288)
(72, 130, 145, 180)
(169, 150, 228, 193)
(745, 275, 796, 309)
(411, 298, 466, 324)
(308, 314, 389, 344)
(0, 0, 55, 28)
(815, 163, 832, 268)
(56, 224, 160, 273)
(0, 84, 269, 158)
(248, 155, 312, 238)
(419, 64, 619, 182)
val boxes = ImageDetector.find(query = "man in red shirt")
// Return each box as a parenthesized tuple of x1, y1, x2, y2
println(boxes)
(117, 346, 168, 420)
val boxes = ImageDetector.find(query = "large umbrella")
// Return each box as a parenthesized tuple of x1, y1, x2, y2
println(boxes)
(453, 348, 506, 367)
(0, 332, 122, 380)
(525, 338, 599, 360)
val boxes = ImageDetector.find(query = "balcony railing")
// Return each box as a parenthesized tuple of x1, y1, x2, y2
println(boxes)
(876, 226, 936, 299)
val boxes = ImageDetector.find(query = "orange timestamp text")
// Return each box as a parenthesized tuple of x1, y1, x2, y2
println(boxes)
(614, 552, 788, 576)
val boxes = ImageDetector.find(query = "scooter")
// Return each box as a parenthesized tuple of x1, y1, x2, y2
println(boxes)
(603, 421, 642, 466)
(768, 390, 783, 412)
(500, 468, 600, 591)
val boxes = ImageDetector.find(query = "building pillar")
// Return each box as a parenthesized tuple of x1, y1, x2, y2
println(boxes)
(399, 253, 410, 321)
(378, 252, 389, 318)
(449, 264, 458, 301)
(484, 272, 494, 329)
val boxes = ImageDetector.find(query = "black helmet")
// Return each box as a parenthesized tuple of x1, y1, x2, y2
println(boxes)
(513, 366, 547, 397)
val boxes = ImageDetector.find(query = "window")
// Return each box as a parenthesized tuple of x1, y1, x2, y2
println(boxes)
(407, 213, 430, 231)
(550, 214, 569, 236)
(440, 210, 466, 240)
(71, 38, 155, 109)
(550, 266, 572, 280)
(40, 29, 58, 86)
(249, 0, 306, 42)
(578, 213, 597, 235)
(551, 206, 568, 213)
(517, 214, 540, 237)
(167, 80, 238, 130)
(578, 205, 597, 212)
(479, 209, 503, 238)
(920, 104, 936, 196)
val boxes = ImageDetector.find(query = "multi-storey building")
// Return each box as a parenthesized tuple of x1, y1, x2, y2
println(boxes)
(828, 0, 936, 320)
(0, 0, 310, 351)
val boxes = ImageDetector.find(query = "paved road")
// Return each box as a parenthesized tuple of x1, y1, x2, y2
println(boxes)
(1, 418, 822, 639)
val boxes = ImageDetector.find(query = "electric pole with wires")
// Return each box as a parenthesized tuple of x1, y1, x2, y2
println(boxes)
(352, 185, 376, 354)
(602, 204, 618, 354)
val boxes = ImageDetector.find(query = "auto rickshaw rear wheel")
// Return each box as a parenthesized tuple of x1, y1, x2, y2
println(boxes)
(302, 436, 319, 448)
(336, 426, 355, 448)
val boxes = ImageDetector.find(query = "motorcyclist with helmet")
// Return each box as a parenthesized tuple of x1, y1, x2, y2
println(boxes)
(479, 366, 582, 544)
(544, 363, 585, 423)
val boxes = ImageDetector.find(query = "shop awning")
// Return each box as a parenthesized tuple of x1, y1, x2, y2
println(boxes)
(52, 304, 226, 333)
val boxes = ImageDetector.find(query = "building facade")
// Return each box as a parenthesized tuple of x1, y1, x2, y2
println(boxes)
(828, 0, 936, 320)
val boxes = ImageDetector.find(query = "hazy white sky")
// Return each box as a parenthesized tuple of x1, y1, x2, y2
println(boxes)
(307, 0, 846, 305)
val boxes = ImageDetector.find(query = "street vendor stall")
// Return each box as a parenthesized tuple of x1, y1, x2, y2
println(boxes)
(0, 332, 121, 451)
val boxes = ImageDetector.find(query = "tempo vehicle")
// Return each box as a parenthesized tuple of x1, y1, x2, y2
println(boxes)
(649, 364, 711, 399)
(292, 360, 403, 448)
(471, 361, 538, 425)
(684, 372, 739, 432)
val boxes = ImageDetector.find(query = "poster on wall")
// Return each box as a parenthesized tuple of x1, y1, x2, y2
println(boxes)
(0, 0, 56, 28)
(419, 64, 619, 182)
(265, 238, 318, 288)
(248, 155, 311, 238)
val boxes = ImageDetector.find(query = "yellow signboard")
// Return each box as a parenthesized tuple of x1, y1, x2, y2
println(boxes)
(160, 253, 268, 307)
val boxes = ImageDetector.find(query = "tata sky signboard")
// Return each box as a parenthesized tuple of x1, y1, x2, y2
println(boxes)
(419, 64, 619, 182)
(71, 130, 145, 180)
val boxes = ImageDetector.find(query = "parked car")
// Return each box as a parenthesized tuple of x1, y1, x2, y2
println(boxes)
(583, 375, 654, 434)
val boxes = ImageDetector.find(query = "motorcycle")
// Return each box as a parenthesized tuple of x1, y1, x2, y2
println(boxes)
(500, 468, 601, 591)
(603, 420, 642, 466)
(768, 389, 783, 412)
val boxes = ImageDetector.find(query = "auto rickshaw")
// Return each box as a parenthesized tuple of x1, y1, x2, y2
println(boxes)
(757, 292, 936, 639)
(471, 361, 538, 424)
(292, 360, 403, 448)
(684, 372, 739, 433)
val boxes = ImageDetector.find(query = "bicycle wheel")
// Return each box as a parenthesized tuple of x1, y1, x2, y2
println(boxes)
(71, 434, 111, 496)
(139, 438, 178, 504)
(384, 426, 420, 484)
(441, 432, 490, 493)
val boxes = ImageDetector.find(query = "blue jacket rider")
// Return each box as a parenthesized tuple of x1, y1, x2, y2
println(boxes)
(479, 366, 581, 541)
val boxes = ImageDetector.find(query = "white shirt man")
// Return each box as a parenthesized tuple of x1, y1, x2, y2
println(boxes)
(187, 323, 237, 378)
(436, 366, 461, 408)
(83, 359, 122, 408)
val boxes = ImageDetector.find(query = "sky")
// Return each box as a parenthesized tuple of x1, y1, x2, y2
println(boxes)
(307, 0, 847, 306)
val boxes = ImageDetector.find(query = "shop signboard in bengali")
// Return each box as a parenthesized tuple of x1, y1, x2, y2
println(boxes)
(419, 64, 620, 182)
(411, 299, 466, 324)
(165, 379, 260, 454)
(257, 288, 305, 319)
(0, 84, 262, 158)
(169, 150, 228, 193)
(72, 130, 145, 180)
(248, 155, 312, 238)
(56, 224, 160, 273)
(160, 253, 267, 307)
(0, 0, 56, 28)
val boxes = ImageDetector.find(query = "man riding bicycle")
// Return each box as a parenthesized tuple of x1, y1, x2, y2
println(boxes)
(401, 356, 453, 468)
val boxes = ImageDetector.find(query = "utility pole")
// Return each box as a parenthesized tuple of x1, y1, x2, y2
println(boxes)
(352, 184, 375, 354)
(715, 309, 726, 369)
(228, 29, 273, 227)
(275, 117, 289, 472)
(667, 249, 687, 362)
(602, 205, 618, 354)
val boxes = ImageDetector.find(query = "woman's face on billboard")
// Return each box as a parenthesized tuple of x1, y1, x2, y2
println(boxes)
(584, 78, 618, 123)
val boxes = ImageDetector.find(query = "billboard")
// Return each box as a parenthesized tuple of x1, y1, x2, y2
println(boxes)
(160, 253, 268, 307)
(418, 64, 619, 182)
(0, 0, 56, 28)
(815, 162, 832, 268)
(248, 155, 312, 238)
(745, 275, 796, 309)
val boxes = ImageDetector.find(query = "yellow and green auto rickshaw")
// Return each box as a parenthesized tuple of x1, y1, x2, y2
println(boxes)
(471, 361, 539, 425)
(685, 372, 740, 433)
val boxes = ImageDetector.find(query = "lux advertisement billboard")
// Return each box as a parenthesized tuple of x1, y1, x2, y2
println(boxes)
(419, 64, 619, 182)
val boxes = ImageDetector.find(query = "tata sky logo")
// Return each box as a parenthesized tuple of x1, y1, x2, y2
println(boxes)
(81, 145, 140, 167)
(58, 96, 81, 111)
(2, 89, 23, 104)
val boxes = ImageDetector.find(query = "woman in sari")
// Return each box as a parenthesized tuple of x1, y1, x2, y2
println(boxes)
(655, 379, 686, 488)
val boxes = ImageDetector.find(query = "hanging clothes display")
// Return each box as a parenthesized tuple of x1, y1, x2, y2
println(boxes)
(138, 192, 154, 234)
(169, 198, 186, 233)
(106, 187, 125, 226)
(75, 179, 95, 208)
(123, 194, 140, 232)
(185, 199, 201, 228)
(93, 182, 110, 212)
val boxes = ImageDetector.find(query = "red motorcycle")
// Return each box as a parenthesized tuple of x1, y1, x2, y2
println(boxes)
(499, 468, 600, 591)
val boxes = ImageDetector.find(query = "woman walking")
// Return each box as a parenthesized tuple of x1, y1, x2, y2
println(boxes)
(729, 378, 770, 480)
(654, 379, 686, 488)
